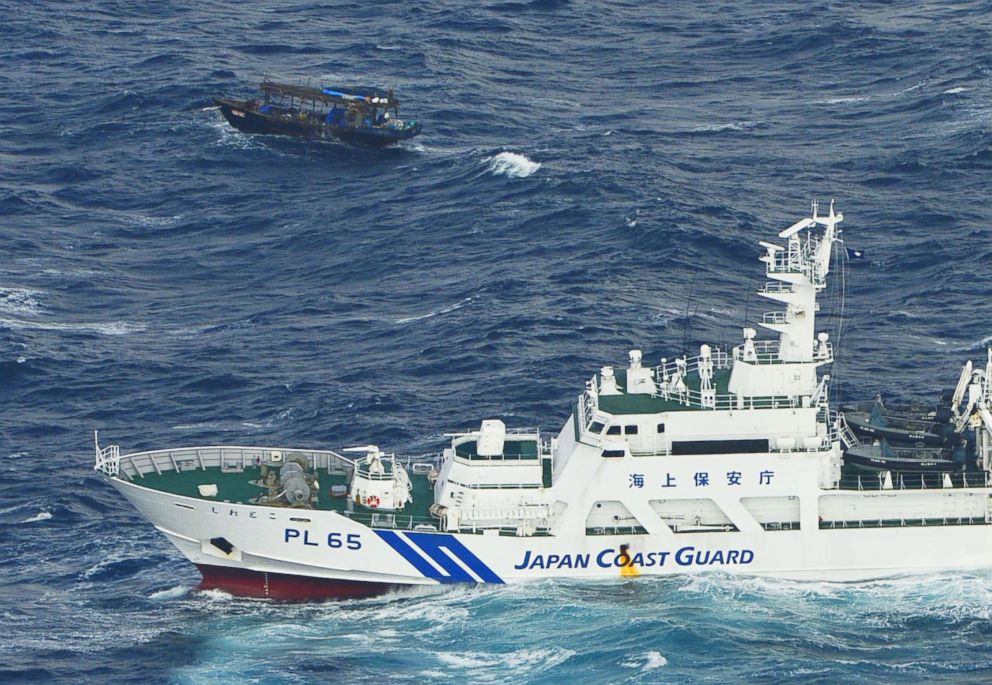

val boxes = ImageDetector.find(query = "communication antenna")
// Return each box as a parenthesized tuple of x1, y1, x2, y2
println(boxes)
(743, 281, 752, 329)
(681, 273, 697, 356)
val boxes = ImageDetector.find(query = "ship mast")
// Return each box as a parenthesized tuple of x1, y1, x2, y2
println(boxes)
(728, 201, 841, 400)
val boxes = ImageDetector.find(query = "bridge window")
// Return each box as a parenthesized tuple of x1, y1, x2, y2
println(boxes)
(657, 423, 666, 433)
(625, 425, 639, 435)
(606, 425, 622, 436)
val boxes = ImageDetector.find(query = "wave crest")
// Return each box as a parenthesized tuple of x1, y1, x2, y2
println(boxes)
(485, 151, 541, 178)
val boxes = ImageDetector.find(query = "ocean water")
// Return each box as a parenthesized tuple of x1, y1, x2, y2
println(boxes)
(2, 1, 992, 682)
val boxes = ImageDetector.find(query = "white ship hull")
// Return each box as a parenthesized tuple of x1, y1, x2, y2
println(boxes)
(96, 204, 992, 600)
(112, 477, 992, 599)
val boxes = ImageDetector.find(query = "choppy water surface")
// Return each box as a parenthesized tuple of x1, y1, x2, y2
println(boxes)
(2, 1, 992, 682)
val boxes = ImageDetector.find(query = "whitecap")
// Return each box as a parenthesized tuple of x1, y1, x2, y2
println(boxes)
(0, 318, 146, 336)
(621, 650, 668, 670)
(437, 647, 575, 672)
(814, 96, 869, 105)
(890, 80, 926, 97)
(437, 652, 502, 668)
(375, 44, 401, 51)
(943, 86, 969, 94)
(21, 511, 52, 523)
(172, 421, 220, 431)
(0, 287, 44, 316)
(958, 334, 992, 352)
(150, 585, 190, 600)
(395, 296, 473, 324)
(643, 651, 668, 669)
(690, 121, 761, 133)
(484, 151, 541, 178)
(116, 213, 182, 228)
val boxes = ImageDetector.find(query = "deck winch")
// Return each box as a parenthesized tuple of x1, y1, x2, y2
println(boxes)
(279, 461, 311, 506)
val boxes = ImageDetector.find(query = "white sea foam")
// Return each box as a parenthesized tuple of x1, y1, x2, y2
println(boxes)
(622, 650, 668, 670)
(816, 95, 870, 105)
(0, 287, 44, 316)
(643, 650, 668, 669)
(485, 151, 541, 178)
(395, 296, 473, 324)
(21, 511, 52, 523)
(437, 647, 575, 673)
(209, 118, 266, 151)
(172, 421, 220, 431)
(943, 86, 969, 94)
(690, 121, 761, 133)
(149, 585, 190, 600)
(0, 317, 145, 336)
(197, 588, 234, 602)
(959, 334, 992, 352)
(116, 213, 182, 228)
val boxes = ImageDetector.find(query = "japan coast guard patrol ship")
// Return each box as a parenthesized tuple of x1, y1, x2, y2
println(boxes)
(94, 203, 992, 599)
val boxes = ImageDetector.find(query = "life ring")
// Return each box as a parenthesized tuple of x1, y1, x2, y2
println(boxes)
(367, 495, 381, 508)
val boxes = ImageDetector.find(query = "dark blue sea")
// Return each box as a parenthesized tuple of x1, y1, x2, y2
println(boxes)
(3, 1, 992, 682)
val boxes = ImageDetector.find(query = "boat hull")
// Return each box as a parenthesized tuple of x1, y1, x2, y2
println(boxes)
(109, 475, 992, 600)
(843, 452, 959, 473)
(196, 563, 398, 600)
(214, 99, 420, 149)
(844, 415, 945, 446)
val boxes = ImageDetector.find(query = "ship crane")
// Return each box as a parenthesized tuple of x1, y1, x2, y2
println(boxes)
(950, 350, 992, 472)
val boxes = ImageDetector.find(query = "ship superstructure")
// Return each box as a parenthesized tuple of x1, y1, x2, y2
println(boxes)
(94, 204, 992, 599)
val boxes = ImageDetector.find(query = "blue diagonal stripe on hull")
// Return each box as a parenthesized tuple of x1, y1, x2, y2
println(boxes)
(375, 530, 504, 584)
(406, 532, 504, 583)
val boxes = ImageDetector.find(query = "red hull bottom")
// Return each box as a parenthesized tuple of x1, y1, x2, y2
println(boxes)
(196, 564, 401, 600)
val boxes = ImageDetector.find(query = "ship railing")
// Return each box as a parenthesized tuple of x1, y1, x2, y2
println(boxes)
(759, 281, 794, 295)
(765, 252, 811, 276)
(657, 388, 805, 412)
(761, 311, 788, 325)
(339, 510, 552, 536)
(653, 349, 732, 380)
(732, 340, 833, 366)
(93, 432, 120, 477)
(355, 463, 402, 481)
(105, 444, 362, 481)
(819, 516, 987, 530)
(838, 470, 991, 491)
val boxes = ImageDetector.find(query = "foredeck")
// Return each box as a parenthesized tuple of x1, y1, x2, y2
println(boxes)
(112, 447, 439, 528)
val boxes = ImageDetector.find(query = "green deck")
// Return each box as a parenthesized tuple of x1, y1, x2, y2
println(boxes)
(597, 367, 733, 415)
(131, 465, 437, 523)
